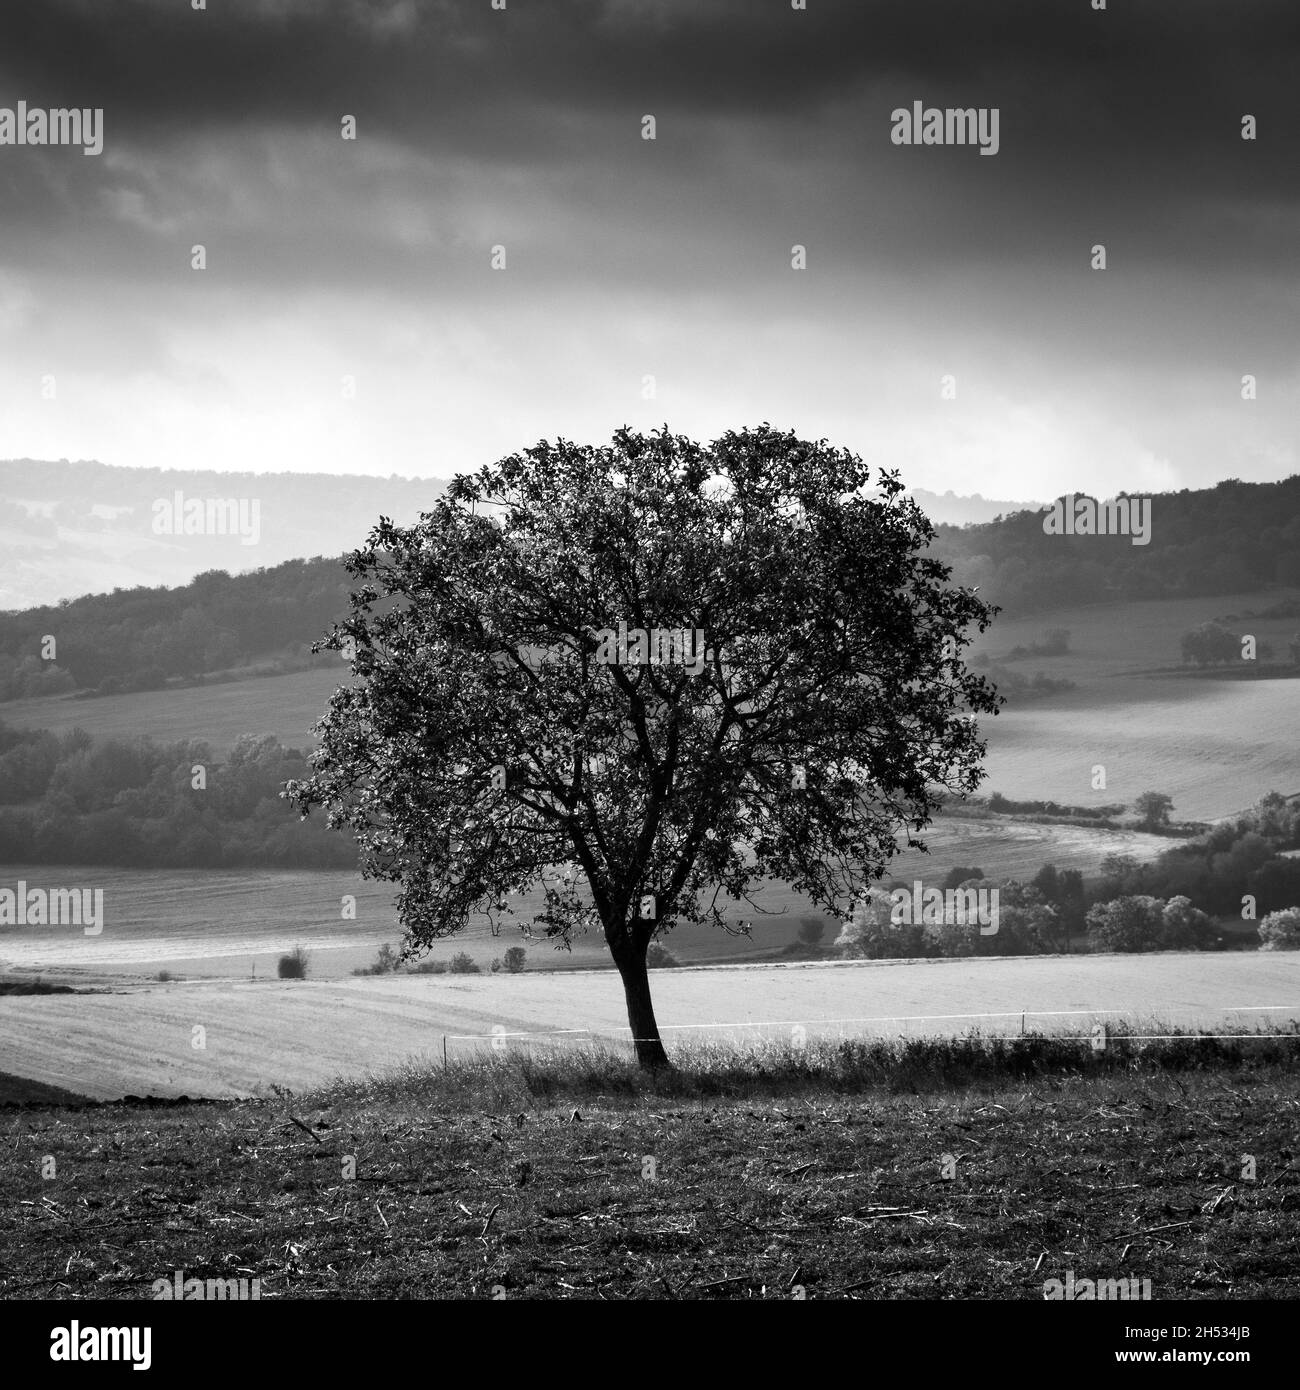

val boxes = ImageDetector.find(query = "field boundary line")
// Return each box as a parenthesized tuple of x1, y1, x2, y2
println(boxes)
(449, 1031, 1300, 1046)
(443, 1003, 1300, 1043)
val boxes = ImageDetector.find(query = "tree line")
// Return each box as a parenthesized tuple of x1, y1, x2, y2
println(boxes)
(932, 476, 1300, 616)
(0, 721, 354, 868)
(0, 558, 352, 699)
(836, 792, 1300, 957)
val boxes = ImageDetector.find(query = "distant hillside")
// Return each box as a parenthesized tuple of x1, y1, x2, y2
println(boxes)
(3, 589, 1292, 823)
(0, 458, 446, 611)
(2, 471, 1299, 701)
(908, 487, 1046, 526)
(0, 557, 351, 700)
(931, 476, 1300, 615)
(1, 459, 1043, 610)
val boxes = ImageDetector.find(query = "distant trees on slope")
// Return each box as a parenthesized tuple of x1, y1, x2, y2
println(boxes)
(2, 475, 1300, 700)
(4, 476, 1299, 702)
(1084, 894, 1215, 952)
(0, 558, 352, 700)
(0, 721, 353, 868)
(835, 793, 1300, 959)
(932, 476, 1300, 615)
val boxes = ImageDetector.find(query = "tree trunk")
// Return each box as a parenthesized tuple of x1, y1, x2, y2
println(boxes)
(612, 939, 671, 1069)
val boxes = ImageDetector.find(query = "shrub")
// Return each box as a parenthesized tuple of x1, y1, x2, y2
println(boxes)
(408, 958, 448, 974)
(360, 942, 400, 975)
(796, 916, 827, 945)
(155, 970, 174, 982)
(1259, 907, 1300, 950)
(1181, 621, 1239, 667)
(647, 942, 679, 968)
(503, 946, 527, 973)
(490, 957, 502, 973)
(449, 951, 480, 974)
(278, 945, 310, 979)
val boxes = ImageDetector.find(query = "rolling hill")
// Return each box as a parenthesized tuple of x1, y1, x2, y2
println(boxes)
(3, 588, 1294, 819)
(0, 457, 447, 611)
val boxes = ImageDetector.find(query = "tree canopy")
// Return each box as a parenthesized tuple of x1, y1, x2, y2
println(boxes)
(285, 425, 1001, 1066)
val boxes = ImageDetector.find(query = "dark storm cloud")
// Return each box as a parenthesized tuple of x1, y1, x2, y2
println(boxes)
(2, 0, 1297, 296)
(1, 0, 1294, 492)
(3, 0, 1298, 183)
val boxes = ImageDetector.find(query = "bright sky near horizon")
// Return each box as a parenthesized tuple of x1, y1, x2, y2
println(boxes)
(0, 0, 1296, 497)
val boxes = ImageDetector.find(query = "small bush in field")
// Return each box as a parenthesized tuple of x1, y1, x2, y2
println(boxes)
(449, 952, 480, 974)
(490, 958, 502, 973)
(278, 946, 310, 979)
(647, 942, 678, 969)
(374, 943, 399, 973)
(407, 959, 448, 974)
(504, 946, 527, 973)
(796, 916, 828, 945)
(356, 943, 400, 975)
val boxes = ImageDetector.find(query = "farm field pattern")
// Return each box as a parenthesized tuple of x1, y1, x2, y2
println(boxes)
(1, 590, 1296, 1102)
(2, 952, 1297, 1101)
(0, 811, 1176, 984)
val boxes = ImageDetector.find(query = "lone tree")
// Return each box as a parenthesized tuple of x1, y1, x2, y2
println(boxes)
(1134, 790, 1174, 831)
(284, 425, 1001, 1068)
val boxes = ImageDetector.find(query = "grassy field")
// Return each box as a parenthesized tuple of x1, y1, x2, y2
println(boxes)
(1, 1034, 1297, 1300)
(0, 666, 345, 755)
(972, 588, 1300, 682)
(980, 684, 1298, 823)
(969, 590, 1300, 820)
(1, 952, 1296, 1101)
(0, 815, 1175, 983)
(0, 866, 398, 983)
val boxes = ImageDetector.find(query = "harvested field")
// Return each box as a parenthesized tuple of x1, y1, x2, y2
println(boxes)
(0, 952, 1297, 1101)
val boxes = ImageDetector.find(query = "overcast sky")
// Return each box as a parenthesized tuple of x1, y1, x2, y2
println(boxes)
(1, 0, 1297, 500)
